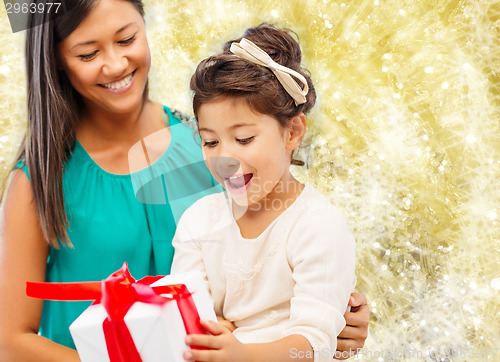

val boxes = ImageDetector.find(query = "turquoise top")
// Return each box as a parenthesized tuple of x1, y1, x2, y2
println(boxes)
(15, 106, 222, 348)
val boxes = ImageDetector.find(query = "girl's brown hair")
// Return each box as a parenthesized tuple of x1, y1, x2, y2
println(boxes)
(190, 23, 316, 165)
(13, 0, 145, 248)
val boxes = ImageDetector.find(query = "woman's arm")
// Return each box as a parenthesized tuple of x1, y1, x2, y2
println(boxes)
(0, 170, 79, 361)
(335, 293, 370, 359)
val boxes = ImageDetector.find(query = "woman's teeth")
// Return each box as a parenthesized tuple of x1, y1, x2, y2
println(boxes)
(102, 73, 133, 90)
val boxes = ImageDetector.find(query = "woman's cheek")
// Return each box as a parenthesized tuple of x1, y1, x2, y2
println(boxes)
(134, 37, 151, 67)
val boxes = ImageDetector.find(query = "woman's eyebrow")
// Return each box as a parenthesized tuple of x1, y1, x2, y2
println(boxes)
(71, 22, 136, 49)
(115, 22, 136, 34)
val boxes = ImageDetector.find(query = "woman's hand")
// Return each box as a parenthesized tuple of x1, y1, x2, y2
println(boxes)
(216, 315, 236, 332)
(183, 319, 248, 362)
(335, 292, 370, 360)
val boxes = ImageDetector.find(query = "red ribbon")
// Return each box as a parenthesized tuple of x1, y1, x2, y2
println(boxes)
(26, 263, 204, 362)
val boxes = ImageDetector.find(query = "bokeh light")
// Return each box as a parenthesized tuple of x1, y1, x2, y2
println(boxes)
(1, 0, 499, 360)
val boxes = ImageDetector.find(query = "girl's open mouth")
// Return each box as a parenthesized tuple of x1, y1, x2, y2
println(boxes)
(225, 173, 253, 194)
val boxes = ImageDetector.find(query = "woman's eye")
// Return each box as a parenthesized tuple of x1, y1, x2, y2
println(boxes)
(78, 52, 97, 61)
(237, 136, 255, 144)
(203, 140, 218, 147)
(119, 35, 136, 45)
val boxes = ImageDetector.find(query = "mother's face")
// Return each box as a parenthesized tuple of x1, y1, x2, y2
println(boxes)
(57, 0, 150, 115)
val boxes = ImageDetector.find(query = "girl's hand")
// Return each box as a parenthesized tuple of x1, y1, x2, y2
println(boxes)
(335, 292, 370, 360)
(216, 315, 236, 333)
(183, 319, 248, 362)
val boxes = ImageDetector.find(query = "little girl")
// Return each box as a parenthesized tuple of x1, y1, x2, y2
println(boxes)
(171, 24, 356, 362)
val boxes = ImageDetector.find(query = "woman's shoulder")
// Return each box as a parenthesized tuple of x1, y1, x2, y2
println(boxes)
(13, 159, 30, 181)
(162, 105, 202, 154)
(163, 105, 198, 130)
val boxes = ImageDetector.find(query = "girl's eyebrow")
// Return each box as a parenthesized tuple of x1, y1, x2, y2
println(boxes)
(199, 123, 257, 133)
(230, 123, 257, 129)
(71, 22, 136, 49)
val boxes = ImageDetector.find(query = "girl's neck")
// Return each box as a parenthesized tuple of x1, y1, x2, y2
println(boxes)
(233, 175, 304, 239)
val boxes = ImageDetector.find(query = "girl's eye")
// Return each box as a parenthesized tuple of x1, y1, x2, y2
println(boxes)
(78, 52, 97, 61)
(119, 35, 136, 45)
(203, 140, 218, 147)
(237, 136, 255, 144)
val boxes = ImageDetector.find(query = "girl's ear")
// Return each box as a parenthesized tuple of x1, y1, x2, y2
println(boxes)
(285, 113, 307, 151)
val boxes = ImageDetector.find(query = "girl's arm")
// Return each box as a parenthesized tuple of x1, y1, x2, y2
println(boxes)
(171, 201, 239, 333)
(185, 207, 356, 362)
(185, 319, 313, 362)
(0, 170, 79, 361)
(184, 300, 370, 362)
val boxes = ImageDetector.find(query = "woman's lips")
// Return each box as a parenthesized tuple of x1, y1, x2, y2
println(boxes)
(99, 70, 136, 94)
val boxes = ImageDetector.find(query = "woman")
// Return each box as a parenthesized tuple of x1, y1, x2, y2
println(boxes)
(0, 0, 369, 360)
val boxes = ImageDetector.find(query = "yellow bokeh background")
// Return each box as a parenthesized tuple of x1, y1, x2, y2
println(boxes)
(1, 0, 499, 359)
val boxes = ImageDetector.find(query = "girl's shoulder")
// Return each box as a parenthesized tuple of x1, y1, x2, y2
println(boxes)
(175, 190, 231, 241)
(285, 183, 352, 235)
(285, 184, 355, 255)
(180, 191, 229, 221)
(295, 183, 346, 218)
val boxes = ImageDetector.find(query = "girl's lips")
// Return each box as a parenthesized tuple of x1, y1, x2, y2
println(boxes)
(224, 173, 253, 194)
(99, 70, 136, 94)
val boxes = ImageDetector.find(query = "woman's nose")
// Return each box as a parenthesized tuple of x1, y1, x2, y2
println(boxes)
(211, 156, 240, 179)
(102, 48, 128, 77)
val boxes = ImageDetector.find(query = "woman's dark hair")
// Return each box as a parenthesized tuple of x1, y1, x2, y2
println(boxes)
(190, 23, 316, 165)
(14, 0, 145, 248)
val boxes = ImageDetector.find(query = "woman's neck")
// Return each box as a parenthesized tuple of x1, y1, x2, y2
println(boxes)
(77, 98, 161, 150)
(74, 99, 170, 175)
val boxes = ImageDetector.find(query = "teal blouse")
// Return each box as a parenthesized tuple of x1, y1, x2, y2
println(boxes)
(15, 106, 221, 348)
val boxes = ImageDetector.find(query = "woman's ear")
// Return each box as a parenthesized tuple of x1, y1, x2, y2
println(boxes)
(55, 44, 64, 71)
(285, 113, 307, 151)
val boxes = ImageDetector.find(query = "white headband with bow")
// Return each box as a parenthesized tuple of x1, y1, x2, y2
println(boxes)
(229, 38, 309, 105)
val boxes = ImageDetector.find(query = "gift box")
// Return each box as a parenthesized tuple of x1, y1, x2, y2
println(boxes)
(26, 263, 217, 362)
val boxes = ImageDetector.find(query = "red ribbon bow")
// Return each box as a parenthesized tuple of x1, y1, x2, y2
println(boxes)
(26, 262, 204, 362)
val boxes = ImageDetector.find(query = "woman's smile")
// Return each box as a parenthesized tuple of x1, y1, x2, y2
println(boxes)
(57, 0, 151, 114)
(99, 70, 136, 93)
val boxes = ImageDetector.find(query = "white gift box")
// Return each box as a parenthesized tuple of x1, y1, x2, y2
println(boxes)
(69, 271, 217, 362)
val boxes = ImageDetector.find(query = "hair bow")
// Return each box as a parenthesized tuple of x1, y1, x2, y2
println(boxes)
(229, 38, 309, 105)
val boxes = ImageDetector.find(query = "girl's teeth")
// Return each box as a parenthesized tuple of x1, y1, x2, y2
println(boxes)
(228, 174, 253, 189)
(229, 175, 245, 188)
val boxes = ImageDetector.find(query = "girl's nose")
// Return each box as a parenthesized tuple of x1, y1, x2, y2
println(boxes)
(211, 156, 240, 179)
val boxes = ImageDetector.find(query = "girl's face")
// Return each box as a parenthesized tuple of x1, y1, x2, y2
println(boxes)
(198, 97, 300, 208)
(57, 0, 150, 115)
